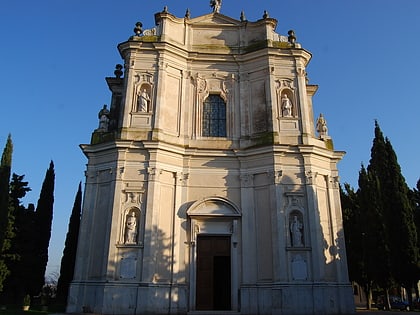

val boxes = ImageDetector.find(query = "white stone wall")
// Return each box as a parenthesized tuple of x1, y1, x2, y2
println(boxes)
(68, 8, 355, 315)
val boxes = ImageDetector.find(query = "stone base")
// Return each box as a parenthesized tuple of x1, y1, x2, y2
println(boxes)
(240, 284, 355, 315)
(67, 281, 354, 315)
(67, 282, 188, 315)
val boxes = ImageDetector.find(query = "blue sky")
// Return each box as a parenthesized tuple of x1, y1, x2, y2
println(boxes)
(1, 1, 420, 279)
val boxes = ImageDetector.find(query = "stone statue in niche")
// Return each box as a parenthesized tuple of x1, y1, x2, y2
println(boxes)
(138, 88, 150, 112)
(316, 113, 328, 137)
(290, 215, 303, 247)
(124, 212, 138, 244)
(281, 94, 293, 117)
(97, 105, 110, 131)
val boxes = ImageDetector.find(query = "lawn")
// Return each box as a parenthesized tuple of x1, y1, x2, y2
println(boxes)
(0, 310, 47, 315)
(0, 304, 64, 315)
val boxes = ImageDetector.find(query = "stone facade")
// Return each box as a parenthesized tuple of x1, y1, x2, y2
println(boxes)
(67, 6, 355, 315)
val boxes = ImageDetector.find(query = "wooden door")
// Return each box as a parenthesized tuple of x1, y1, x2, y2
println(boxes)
(196, 235, 231, 310)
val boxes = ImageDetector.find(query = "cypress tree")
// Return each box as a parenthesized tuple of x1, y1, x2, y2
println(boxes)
(341, 180, 380, 307)
(56, 182, 82, 304)
(412, 180, 420, 256)
(0, 174, 31, 303)
(383, 139, 418, 296)
(341, 183, 362, 283)
(367, 121, 418, 304)
(358, 165, 392, 306)
(30, 161, 55, 296)
(0, 135, 13, 291)
(411, 179, 420, 298)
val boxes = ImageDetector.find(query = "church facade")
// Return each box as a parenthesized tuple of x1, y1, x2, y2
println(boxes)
(67, 5, 355, 315)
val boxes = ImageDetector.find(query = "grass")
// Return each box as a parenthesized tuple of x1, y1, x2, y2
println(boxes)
(0, 304, 65, 315)
(0, 310, 47, 315)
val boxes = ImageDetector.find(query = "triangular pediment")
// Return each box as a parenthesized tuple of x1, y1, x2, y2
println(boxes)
(188, 13, 243, 26)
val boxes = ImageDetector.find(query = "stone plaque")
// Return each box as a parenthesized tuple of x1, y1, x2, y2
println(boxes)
(120, 255, 137, 279)
(291, 254, 307, 280)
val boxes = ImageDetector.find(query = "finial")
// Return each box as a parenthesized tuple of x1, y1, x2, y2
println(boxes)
(263, 10, 269, 19)
(162, 6, 168, 13)
(185, 8, 191, 19)
(133, 22, 143, 36)
(114, 64, 123, 78)
(210, 0, 222, 13)
(288, 30, 296, 46)
(240, 10, 246, 22)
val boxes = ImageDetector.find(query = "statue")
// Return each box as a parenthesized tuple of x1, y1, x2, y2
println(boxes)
(290, 215, 303, 247)
(210, 0, 222, 13)
(97, 105, 110, 131)
(316, 113, 328, 137)
(281, 94, 293, 117)
(138, 89, 150, 112)
(124, 212, 137, 244)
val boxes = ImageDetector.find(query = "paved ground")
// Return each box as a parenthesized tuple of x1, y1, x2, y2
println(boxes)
(356, 311, 420, 315)
(49, 312, 420, 315)
(356, 310, 420, 315)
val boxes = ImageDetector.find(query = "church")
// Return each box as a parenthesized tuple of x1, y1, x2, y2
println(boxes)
(67, 3, 355, 314)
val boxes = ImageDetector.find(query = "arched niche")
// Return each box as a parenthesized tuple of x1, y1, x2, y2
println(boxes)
(135, 83, 152, 112)
(121, 207, 141, 246)
(275, 78, 297, 119)
(279, 88, 296, 118)
(289, 209, 304, 247)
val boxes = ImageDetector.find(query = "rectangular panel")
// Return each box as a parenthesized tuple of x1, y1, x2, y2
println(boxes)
(155, 183, 175, 281)
(318, 188, 331, 245)
(161, 73, 181, 134)
(255, 186, 273, 281)
(250, 79, 267, 134)
(192, 29, 239, 47)
(131, 114, 151, 127)
(280, 120, 298, 130)
(89, 183, 111, 278)
(120, 255, 137, 279)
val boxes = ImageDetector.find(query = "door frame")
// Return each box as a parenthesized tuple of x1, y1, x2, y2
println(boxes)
(187, 197, 241, 312)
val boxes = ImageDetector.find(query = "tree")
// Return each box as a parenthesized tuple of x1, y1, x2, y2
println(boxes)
(343, 122, 419, 309)
(366, 121, 418, 306)
(30, 161, 55, 296)
(341, 183, 362, 284)
(383, 139, 418, 297)
(342, 162, 392, 309)
(341, 180, 376, 308)
(56, 182, 82, 304)
(0, 135, 13, 291)
(0, 174, 32, 303)
(410, 179, 420, 298)
(358, 165, 392, 307)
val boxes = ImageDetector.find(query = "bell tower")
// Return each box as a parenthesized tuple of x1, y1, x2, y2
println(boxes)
(68, 5, 355, 315)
